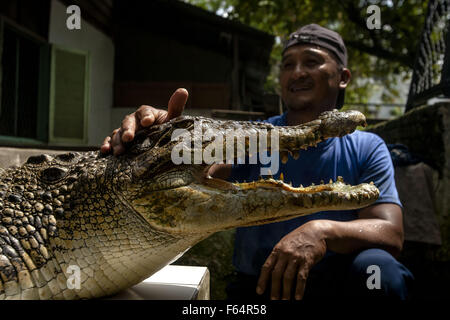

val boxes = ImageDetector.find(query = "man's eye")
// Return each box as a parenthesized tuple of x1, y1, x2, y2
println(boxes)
(305, 60, 318, 66)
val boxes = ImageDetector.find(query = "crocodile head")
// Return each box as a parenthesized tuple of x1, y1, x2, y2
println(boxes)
(115, 109, 379, 235)
(0, 109, 379, 300)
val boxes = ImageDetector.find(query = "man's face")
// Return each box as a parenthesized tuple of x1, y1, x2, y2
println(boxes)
(279, 44, 349, 113)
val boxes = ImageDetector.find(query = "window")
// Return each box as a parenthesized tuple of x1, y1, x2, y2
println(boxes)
(0, 19, 90, 146)
(0, 19, 49, 143)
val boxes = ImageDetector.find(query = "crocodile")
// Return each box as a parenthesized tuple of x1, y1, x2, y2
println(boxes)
(0, 109, 379, 300)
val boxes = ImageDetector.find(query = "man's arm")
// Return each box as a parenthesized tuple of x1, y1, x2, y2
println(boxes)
(256, 203, 403, 300)
(324, 203, 403, 256)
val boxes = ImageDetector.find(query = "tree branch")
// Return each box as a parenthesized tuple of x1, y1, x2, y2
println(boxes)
(344, 40, 414, 68)
(340, 0, 415, 68)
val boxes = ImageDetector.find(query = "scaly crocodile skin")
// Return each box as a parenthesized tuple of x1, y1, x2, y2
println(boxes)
(0, 110, 379, 299)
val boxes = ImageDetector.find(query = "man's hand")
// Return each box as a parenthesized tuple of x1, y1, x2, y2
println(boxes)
(256, 220, 327, 300)
(101, 88, 189, 155)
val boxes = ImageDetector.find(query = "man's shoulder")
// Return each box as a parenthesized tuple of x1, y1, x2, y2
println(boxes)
(264, 113, 286, 126)
(336, 130, 388, 162)
(346, 129, 385, 145)
(342, 130, 391, 165)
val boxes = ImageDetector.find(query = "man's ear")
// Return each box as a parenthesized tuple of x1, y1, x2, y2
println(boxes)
(339, 68, 351, 89)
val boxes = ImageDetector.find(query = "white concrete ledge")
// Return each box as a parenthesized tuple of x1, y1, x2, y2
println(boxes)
(106, 265, 210, 300)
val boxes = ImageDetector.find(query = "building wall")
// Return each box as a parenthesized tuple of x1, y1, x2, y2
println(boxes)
(115, 26, 231, 83)
(48, 0, 114, 146)
(113, 24, 233, 110)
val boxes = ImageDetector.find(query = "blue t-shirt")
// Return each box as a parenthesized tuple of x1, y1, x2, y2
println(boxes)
(228, 112, 402, 276)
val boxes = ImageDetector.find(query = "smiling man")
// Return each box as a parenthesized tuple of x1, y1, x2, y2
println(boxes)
(102, 24, 414, 300)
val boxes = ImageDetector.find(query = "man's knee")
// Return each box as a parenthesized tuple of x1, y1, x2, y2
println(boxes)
(347, 248, 414, 299)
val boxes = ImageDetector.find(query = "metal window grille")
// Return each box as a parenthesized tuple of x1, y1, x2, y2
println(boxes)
(406, 0, 450, 111)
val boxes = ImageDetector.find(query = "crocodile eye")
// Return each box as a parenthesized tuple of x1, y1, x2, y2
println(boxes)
(56, 152, 77, 162)
(41, 167, 68, 182)
(173, 118, 194, 129)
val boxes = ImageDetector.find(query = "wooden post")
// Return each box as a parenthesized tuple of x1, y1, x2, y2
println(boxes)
(231, 34, 240, 110)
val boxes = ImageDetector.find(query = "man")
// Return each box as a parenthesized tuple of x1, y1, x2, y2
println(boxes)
(101, 24, 413, 300)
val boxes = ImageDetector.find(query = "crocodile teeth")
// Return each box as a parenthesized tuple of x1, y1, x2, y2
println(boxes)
(281, 152, 289, 164)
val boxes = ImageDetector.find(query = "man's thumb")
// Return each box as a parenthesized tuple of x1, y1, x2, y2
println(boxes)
(167, 88, 188, 120)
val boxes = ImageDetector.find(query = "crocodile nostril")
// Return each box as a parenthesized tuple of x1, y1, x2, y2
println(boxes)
(26, 154, 53, 165)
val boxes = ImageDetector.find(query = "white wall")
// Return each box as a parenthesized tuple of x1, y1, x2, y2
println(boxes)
(48, 0, 114, 146)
